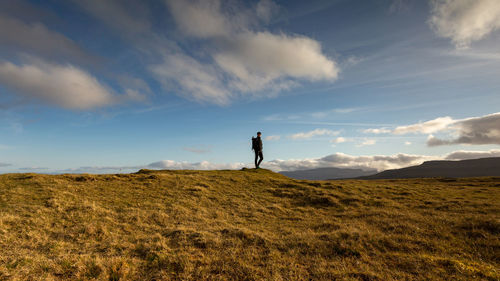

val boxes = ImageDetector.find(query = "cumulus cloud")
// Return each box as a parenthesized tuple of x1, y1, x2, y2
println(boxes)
(51, 160, 245, 174)
(0, 60, 117, 110)
(393, 112, 500, 146)
(21, 149, 500, 174)
(427, 112, 500, 146)
(264, 149, 500, 172)
(264, 152, 435, 172)
(429, 0, 500, 48)
(289, 128, 340, 140)
(214, 32, 338, 88)
(265, 135, 281, 141)
(157, 0, 339, 104)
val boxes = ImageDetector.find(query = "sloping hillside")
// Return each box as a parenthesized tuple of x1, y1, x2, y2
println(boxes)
(359, 157, 500, 179)
(0, 169, 498, 280)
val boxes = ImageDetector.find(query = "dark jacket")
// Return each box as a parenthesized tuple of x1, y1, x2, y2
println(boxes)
(255, 136, 263, 151)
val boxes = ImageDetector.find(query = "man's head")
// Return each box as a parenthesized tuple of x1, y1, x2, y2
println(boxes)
(257, 131, 261, 137)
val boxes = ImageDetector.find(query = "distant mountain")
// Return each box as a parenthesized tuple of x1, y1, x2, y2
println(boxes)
(280, 167, 377, 180)
(358, 157, 500, 179)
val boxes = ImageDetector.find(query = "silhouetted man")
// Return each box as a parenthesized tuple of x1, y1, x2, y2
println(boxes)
(252, 132, 263, 168)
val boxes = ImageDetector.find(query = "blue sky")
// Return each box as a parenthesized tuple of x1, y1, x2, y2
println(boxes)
(0, 0, 499, 173)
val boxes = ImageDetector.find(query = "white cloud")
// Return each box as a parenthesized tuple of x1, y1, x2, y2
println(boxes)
(20, 149, 500, 174)
(0, 60, 117, 110)
(264, 149, 500, 172)
(265, 135, 281, 141)
(394, 112, 500, 146)
(393, 116, 455, 134)
(429, 0, 500, 48)
(404, 141, 412, 145)
(330, 137, 348, 144)
(166, 0, 235, 38)
(363, 127, 391, 134)
(150, 52, 230, 105)
(0, 163, 11, 167)
(310, 107, 358, 118)
(264, 152, 434, 172)
(289, 128, 340, 140)
(147, 160, 245, 170)
(158, 0, 339, 104)
(357, 139, 377, 147)
(427, 112, 500, 146)
(214, 32, 338, 87)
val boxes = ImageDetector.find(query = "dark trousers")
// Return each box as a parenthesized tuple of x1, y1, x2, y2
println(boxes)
(254, 150, 263, 168)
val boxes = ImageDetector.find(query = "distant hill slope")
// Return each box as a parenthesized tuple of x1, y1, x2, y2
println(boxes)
(359, 157, 500, 179)
(280, 167, 376, 180)
(0, 168, 498, 280)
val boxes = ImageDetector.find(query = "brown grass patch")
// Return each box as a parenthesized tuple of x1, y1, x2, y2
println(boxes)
(0, 170, 498, 280)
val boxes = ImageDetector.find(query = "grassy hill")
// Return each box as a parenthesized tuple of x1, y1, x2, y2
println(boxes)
(0, 169, 498, 280)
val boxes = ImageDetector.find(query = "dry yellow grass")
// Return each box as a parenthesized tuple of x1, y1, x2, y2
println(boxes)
(0, 168, 498, 280)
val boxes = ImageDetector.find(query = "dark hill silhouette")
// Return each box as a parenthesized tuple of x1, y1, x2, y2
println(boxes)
(280, 167, 377, 180)
(358, 157, 500, 179)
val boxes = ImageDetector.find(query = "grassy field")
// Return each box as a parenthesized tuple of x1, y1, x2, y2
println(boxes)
(0, 168, 498, 280)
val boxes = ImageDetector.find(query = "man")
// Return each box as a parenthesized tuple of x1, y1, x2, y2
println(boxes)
(252, 131, 264, 169)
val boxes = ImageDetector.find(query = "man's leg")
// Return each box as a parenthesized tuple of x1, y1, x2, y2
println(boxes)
(255, 151, 259, 168)
(257, 151, 264, 168)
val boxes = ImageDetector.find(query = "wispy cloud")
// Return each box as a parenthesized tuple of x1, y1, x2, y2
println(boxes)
(152, 0, 339, 104)
(288, 128, 340, 140)
(265, 135, 281, 141)
(17, 167, 49, 171)
(357, 139, 377, 147)
(363, 127, 391, 134)
(264, 107, 360, 121)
